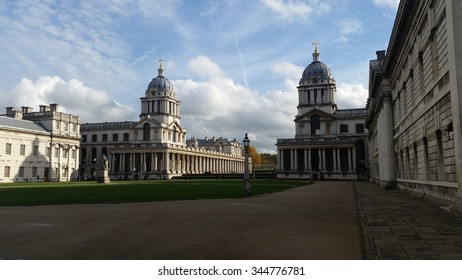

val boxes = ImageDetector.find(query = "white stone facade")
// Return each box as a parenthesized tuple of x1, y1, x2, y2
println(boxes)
(366, 0, 462, 204)
(80, 63, 247, 180)
(276, 47, 368, 180)
(0, 104, 81, 182)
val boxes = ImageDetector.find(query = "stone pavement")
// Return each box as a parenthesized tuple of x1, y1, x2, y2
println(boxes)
(1, 181, 462, 260)
(355, 181, 462, 259)
(0, 181, 360, 260)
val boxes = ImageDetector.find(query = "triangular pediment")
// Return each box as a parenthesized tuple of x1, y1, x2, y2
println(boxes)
(295, 108, 335, 121)
(133, 118, 161, 129)
(167, 120, 185, 132)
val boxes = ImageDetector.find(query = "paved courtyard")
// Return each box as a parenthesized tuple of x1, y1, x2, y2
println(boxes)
(1, 180, 462, 260)
(0, 181, 360, 260)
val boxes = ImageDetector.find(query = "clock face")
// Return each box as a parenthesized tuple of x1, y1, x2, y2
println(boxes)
(311, 77, 319, 84)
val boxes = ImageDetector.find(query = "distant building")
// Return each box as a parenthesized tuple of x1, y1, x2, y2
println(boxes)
(80, 62, 247, 180)
(276, 46, 368, 180)
(0, 104, 81, 182)
(366, 0, 462, 205)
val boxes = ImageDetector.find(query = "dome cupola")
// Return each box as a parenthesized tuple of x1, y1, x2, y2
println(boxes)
(301, 45, 333, 82)
(146, 61, 175, 96)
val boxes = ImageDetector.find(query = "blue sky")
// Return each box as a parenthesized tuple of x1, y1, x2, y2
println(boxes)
(0, 0, 399, 153)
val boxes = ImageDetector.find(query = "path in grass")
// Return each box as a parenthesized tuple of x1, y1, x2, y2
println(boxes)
(0, 179, 310, 206)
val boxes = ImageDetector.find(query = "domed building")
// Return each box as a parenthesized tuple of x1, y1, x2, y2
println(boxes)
(79, 62, 246, 180)
(276, 46, 369, 180)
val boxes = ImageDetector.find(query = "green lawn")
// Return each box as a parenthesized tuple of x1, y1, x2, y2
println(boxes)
(0, 179, 311, 206)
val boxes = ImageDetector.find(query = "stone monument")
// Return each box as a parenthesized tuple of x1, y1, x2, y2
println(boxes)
(97, 154, 111, 184)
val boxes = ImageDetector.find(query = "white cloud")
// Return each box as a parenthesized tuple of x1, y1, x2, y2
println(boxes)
(187, 56, 227, 80)
(3, 76, 136, 123)
(336, 82, 368, 109)
(173, 56, 298, 153)
(372, 0, 399, 9)
(335, 18, 364, 43)
(261, 0, 317, 22)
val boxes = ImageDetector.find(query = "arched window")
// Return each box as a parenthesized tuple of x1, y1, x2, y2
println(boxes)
(91, 148, 97, 163)
(102, 147, 108, 158)
(81, 148, 87, 163)
(173, 127, 177, 142)
(310, 115, 320, 135)
(143, 123, 150, 141)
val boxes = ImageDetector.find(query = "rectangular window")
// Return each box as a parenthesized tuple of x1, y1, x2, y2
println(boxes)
(340, 124, 349, 134)
(54, 147, 59, 158)
(102, 134, 108, 142)
(63, 148, 68, 158)
(4, 166, 10, 178)
(46, 147, 51, 157)
(82, 135, 87, 143)
(72, 149, 76, 159)
(19, 166, 24, 178)
(5, 143, 12, 155)
(72, 124, 76, 132)
(92, 134, 97, 142)
(113, 133, 119, 142)
(20, 144, 26, 156)
(123, 133, 129, 141)
(64, 123, 69, 131)
(33, 145, 39, 156)
(355, 124, 365, 134)
(55, 120, 60, 129)
(32, 167, 37, 177)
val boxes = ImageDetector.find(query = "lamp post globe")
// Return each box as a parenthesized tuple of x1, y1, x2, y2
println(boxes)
(243, 133, 251, 196)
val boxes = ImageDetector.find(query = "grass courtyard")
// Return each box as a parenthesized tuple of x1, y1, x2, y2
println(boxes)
(0, 179, 310, 206)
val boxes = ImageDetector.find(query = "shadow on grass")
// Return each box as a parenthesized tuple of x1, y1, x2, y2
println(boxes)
(0, 179, 311, 206)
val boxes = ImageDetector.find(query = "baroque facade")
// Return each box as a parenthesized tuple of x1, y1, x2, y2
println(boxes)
(276, 46, 368, 180)
(0, 104, 81, 182)
(366, 0, 462, 204)
(80, 62, 247, 180)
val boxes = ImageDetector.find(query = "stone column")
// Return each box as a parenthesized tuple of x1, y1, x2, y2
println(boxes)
(380, 90, 396, 186)
(308, 149, 312, 171)
(348, 148, 352, 172)
(163, 151, 169, 174)
(321, 149, 326, 171)
(294, 149, 298, 171)
(279, 149, 284, 170)
(337, 149, 342, 171)
(304, 149, 308, 171)
(446, 0, 462, 197)
(153, 153, 157, 172)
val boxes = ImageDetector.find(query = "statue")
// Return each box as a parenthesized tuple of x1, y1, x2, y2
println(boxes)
(98, 154, 111, 183)
(102, 154, 109, 170)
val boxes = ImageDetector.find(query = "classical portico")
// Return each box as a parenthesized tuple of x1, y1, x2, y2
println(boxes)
(276, 46, 368, 180)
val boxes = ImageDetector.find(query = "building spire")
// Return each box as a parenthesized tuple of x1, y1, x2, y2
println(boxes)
(158, 59, 164, 76)
(312, 42, 320, 62)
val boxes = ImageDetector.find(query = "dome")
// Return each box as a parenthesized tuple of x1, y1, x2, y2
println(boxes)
(301, 46, 333, 81)
(146, 61, 175, 96)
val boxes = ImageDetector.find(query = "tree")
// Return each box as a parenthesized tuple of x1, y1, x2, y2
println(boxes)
(247, 145, 261, 165)
(260, 153, 277, 165)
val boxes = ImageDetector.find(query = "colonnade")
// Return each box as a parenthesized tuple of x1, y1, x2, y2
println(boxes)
(277, 147, 356, 173)
(108, 151, 246, 176)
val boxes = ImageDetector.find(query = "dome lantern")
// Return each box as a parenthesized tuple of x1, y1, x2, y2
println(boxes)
(301, 44, 333, 82)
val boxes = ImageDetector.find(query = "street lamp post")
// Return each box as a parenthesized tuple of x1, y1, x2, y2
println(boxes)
(243, 133, 251, 196)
